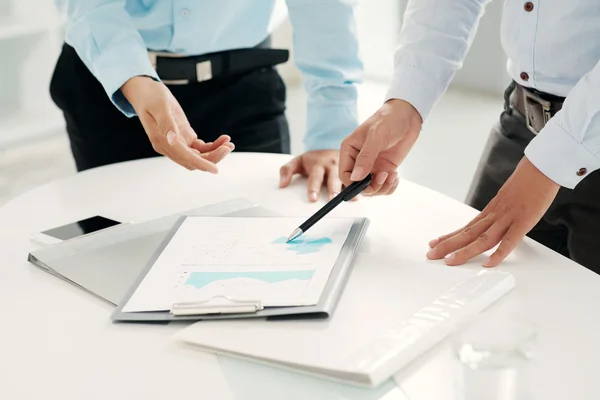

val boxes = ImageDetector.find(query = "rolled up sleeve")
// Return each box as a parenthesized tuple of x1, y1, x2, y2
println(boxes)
(285, 0, 363, 152)
(55, 0, 159, 116)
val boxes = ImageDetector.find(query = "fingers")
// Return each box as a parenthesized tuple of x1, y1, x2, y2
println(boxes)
(144, 101, 200, 171)
(444, 221, 509, 266)
(326, 165, 342, 200)
(167, 138, 219, 173)
(307, 165, 325, 202)
(200, 145, 233, 164)
(363, 171, 398, 196)
(279, 157, 302, 188)
(427, 216, 495, 260)
(378, 171, 399, 195)
(428, 212, 489, 248)
(363, 172, 388, 196)
(137, 88, 228, 173)
(192, 135, 232, 153)
(190, 136, 234, 164)
(162, 129, 221, 172)
(483, 224, 525, 267)
(351, 125, 390, 182)
(339, 126, 365, 187)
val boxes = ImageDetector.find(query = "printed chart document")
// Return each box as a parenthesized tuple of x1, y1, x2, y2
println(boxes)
(121, 217, 354, 313)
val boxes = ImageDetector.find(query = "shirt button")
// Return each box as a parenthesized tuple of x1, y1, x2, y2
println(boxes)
(524, 2, 534, 12)
(520, 72, 529, 81)
(180, 9, 190, 18)
(576, 168, 587, 177)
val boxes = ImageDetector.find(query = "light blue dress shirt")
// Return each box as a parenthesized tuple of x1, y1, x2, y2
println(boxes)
(54, 0, 363, 152)
(386, 0, 600, 189)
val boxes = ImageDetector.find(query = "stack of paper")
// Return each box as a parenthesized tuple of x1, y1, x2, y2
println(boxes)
(175, 266, 515, 387)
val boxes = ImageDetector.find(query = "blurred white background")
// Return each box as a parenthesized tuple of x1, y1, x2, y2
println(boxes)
(0, 0, 508, 205)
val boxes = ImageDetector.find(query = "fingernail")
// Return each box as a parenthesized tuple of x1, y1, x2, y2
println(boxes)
(426, 249, 437, 259)
(330, 192, 338, 200)
(483, 257, 493, 268)
(167, 130, 176, 145)
(429, 238, 440, 248)
(445, 253, 457, 264)
(309, 192, 318, 202)
(376, 172, 388, 185)
(350, 167, 365, 181)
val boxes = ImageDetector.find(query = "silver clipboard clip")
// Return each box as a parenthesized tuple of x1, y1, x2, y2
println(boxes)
(170, 295, 264, 316)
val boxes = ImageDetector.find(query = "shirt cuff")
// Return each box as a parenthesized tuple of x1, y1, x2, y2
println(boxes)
(303, 104, 359, 152)
(524, 118, 600, 189)
(384, 65, 445, 121)
(92, 43, 160, 117)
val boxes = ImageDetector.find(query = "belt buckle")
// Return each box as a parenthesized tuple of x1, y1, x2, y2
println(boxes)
(523, 88, 552, 135)
(195, 60, 212, 83)
(148, 51, 212, 85)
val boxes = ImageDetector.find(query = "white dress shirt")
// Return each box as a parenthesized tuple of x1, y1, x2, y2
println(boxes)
(386, 0, 600, 189)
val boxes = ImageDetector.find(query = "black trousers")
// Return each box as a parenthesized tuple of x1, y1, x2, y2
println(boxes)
(49, 44, 290, 172)
(466, 84, 600, 273)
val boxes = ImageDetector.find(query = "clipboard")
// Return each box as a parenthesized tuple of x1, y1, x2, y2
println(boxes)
(112, 216, 369, 323)
(27, 198, 275, 305)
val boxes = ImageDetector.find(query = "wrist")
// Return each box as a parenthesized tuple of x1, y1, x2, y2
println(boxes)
(121, 75, 156, 104)
(385, 98, 423, 124)
(521, 156, 561, 190)
(382, 99, 423, 138)
(384, 99, 423, 127)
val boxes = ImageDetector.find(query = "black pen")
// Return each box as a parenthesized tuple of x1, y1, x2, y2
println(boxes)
(286, 174, 373, 242)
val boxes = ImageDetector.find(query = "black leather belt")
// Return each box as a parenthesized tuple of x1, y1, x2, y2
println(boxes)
(148, 36, 289, 85)
(510, 82, 565, 135)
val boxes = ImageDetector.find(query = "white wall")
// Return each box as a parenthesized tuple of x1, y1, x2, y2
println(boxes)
(451, 0, 510, 95)
(274, 0, 509, 94)
(354, 0, 404, 81)
(0, 0, 64, 149)
(272, 0, 404, 85)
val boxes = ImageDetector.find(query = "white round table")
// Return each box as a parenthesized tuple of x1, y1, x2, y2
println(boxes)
(1, 153, 598, 400)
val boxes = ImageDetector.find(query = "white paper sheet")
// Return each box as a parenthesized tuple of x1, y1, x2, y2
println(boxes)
(122, 217, 354, 312)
